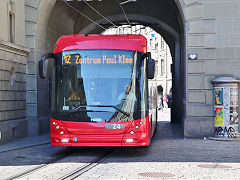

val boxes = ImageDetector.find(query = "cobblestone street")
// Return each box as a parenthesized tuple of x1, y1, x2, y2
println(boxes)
(1, 110, 240, 179)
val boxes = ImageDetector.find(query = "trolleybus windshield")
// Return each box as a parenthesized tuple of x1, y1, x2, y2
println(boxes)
(51, 49, 147, 122)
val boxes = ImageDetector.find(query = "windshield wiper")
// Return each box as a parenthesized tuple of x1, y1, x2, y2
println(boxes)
(86, 105, 130, 117)
(62, 109, 109, 116)
(74, 105, 130, 117)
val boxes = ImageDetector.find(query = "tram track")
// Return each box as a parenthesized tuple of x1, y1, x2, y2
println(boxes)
(59, 148, 116, 180)
(4, 147, 116, 180)
(4, 148, 72, 180)
(0, 142, 50, 154)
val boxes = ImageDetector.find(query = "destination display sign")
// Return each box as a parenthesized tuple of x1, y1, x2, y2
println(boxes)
(63, 54, 133, 65)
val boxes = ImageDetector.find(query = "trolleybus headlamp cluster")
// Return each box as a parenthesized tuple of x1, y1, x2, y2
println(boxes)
(52, 121, 66, 135)
(130, 130, 134, 135)
(53, 121, 60, 130)
(126, 139, 134, 143)
(61, 138, 69, 143)
(135, 125, 139, 129)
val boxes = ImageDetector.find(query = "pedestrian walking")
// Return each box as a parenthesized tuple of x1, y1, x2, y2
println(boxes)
(167, 94, 172, 108)
(158, 96, 163, 111)
(163, 94, 168, 111)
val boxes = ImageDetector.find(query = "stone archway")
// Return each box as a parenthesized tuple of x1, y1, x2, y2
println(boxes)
(25, 0, 188, 137)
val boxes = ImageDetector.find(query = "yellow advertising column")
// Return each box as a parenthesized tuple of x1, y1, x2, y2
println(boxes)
(212, 77, 240, 138)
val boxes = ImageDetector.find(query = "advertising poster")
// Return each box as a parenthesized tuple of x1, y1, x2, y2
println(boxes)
(230, 87, 238, 106)
(214, 88, 223, 106)
(214, 107, 224, 126)
(223, 87, 229, 126)
(230, 114, 238, 125)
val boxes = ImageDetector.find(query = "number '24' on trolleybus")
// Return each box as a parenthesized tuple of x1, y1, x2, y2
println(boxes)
(39, 34, 157, 147)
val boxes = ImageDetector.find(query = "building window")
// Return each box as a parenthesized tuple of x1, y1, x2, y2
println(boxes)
(155, 61, 158, 78)
(9, 13, 15, 43)
(161, 37, 165, 50)
(155, 43, 158, 51)
(119, 28, 124, 34)
(161, 59, 165, 76)
(150, 39, 153, 48)
(9, 0, 15, 43)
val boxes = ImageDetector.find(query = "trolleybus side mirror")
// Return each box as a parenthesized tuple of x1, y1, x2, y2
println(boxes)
(147, 52, 155, 79)
(39, 53, 55, 79)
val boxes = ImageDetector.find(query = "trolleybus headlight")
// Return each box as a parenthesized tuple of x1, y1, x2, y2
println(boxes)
(53, 122, 57, 125)
(126, 139, 134, 143)
(56, 125, 60, 129)
(130, 130, 134, 135)
(60, 131, 64, 135)
(61, 138, 69, 143)
(135, 125, 139, 129)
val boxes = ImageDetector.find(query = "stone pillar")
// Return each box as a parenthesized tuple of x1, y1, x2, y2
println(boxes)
(25, 0, 41, 136)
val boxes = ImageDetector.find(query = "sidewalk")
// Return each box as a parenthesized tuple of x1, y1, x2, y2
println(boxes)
(0, 133, 50, 153)
(158, 108, 171, 122)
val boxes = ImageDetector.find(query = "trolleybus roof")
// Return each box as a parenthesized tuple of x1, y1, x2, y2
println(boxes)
(54, 34, 147, 54)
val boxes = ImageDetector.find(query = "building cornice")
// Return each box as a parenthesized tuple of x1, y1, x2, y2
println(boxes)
(0, 39, 30, 56)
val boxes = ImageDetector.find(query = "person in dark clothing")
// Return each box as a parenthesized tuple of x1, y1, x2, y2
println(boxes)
(167, 94, 172, 108)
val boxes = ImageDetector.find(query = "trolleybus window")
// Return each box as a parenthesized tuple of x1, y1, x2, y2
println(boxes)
(51, 49, 147, 122)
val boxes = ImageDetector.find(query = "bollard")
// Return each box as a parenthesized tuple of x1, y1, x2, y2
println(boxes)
(212, 77, 240, 138)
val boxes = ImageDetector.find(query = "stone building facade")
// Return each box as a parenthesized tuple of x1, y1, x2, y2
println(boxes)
(0, 0, 29, 144)
(1, 0, 240, 144)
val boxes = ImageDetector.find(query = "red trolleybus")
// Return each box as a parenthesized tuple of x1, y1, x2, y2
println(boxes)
(39, 34, 157, 147)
